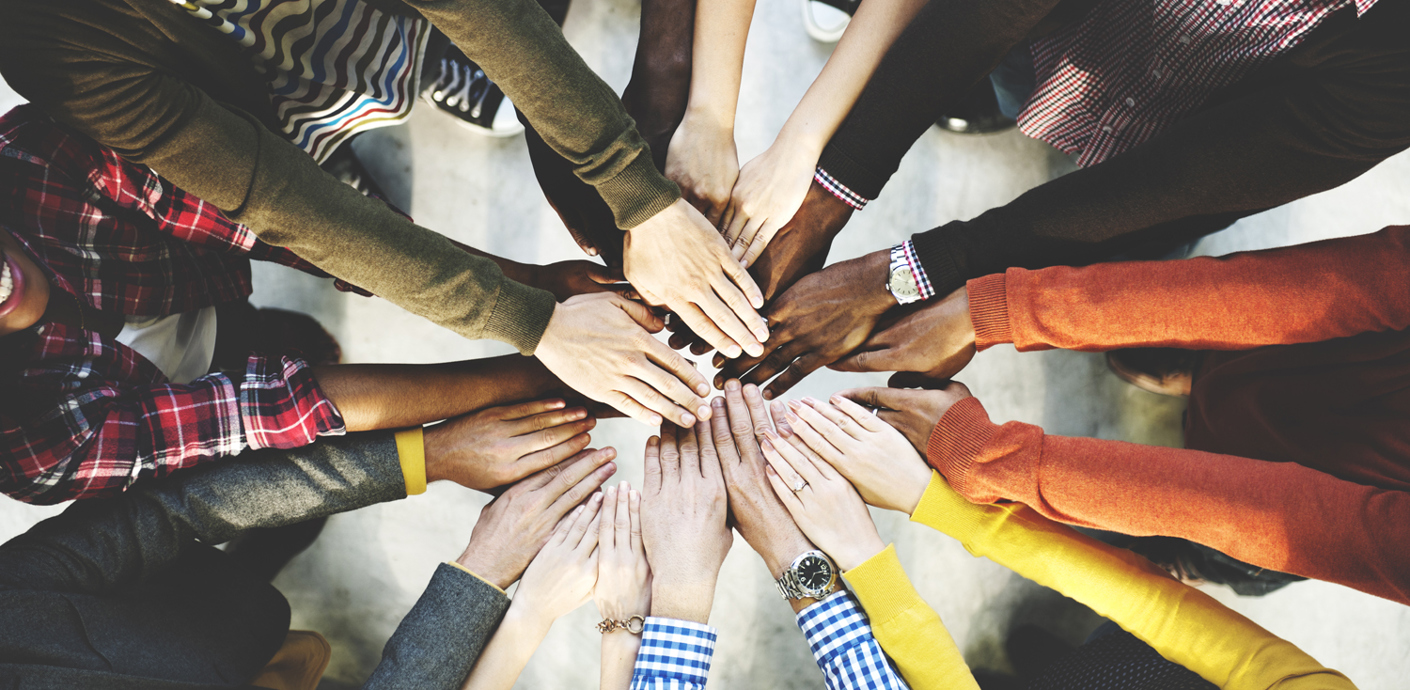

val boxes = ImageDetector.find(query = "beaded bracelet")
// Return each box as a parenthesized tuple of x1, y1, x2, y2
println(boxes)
(596, 614, 646, 634)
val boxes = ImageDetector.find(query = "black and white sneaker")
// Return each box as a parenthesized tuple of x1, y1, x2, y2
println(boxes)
(801, 0, 860, 43)
(421, 46, 524, 137)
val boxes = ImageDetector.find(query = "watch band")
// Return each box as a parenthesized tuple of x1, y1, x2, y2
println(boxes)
(887, 243, 923, 305)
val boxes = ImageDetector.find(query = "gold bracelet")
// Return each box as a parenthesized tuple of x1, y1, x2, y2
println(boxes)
(596, 614, 646, 634)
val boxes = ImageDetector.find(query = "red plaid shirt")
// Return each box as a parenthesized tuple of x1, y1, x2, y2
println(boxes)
(0, 105, 362, 504)
(1020, 0, 1377, 167)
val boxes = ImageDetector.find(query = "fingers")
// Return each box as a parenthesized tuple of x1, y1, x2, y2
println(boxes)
(675, 302, 745, 360)
(514, 431, 593, 478)
(837, 386, 911, 412)
(722, 381, 763, 461)
(498, 398, 568, 421)
(610, 391, 669, 427)
(723, 201, 749, 249)
(719, 247, 766, 310)
(544, 448, 618, 517)
(693, 287, 765, 359)
(697, 419, 725, 484)
(614, 295, 667, 334)
(764, 462, 805, 517)
(628, 487, 644, 556)
(644, 435, 662, 493)
(568, 491, 604, 548)
(763, 427, 822, 484)
(829, 394, 889, 433)
(618, 378, 697, 429)
(763, 353, 826, 399)
(658, 424, 681, 482)
(782, 403, 845, 480)
(828, 329, 901, 373)
(707, 397, 740, 465)
(732, 216, 765, 262)
(677, 419, 702, 478)
(804, 398, 865, 444)
(739, 221, 779, 268)
(613, 481, 631, 552)
(600, 484, 618, 552)
(511, 412, 594, 450)
(642, 337, 711, 410)
(760, 438, 808, 504)
(769, 399, 795, 437)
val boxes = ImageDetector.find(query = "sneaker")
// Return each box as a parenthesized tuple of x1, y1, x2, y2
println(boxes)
(1105, 347, 1201, 398)
(421, 46, 524, 137)
(319, 139, 387, 199)
(801, 0, 860, 43)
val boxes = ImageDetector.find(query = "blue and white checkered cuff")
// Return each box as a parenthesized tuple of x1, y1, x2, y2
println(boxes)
(815, 167, 870, 210)
(798, 591, 910, 690)
(899, 240, 936, 301)
(630, 617, 718, 690)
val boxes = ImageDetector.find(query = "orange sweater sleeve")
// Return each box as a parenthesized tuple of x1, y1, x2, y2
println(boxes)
(927, 397, 1410, 606)
(966, 225, 1410, 352)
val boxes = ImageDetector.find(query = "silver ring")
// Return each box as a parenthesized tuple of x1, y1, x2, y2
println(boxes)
(791, 480, 808, 493)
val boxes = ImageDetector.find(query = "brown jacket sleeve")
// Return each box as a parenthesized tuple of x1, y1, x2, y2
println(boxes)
(0, 0, 564, 353)
(966, 225, 1410, 353)
(927, 397, 1410, 606)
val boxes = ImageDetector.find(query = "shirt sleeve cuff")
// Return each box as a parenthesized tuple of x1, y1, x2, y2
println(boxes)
(394, 426, 427, 496)
(632, 617, 718, 687)
(925, 397, 999, 498)
(966, 273, 1012, 350)
(795, 590, 874, 661)
(814, 167, 870, 210)
(841, 545, 926, 626)
(444, 560, 508, 596)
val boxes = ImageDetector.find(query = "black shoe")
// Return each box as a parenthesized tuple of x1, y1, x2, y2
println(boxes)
(319, 138, 387, 199)
(421, 46, 524, 137)
(936, 79, 1016, 134)
(802, 0, 861, 42)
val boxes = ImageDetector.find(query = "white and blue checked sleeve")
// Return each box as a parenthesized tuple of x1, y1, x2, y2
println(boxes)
(630, 617, 718, 690)
(798, 590, 911, 690)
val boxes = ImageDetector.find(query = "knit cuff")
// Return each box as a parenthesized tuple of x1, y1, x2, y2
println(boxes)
(597, 149, 682, 230)
(841, 545, 923, 626)
(816, 143, 888, 201)
(480, 277, 558, 355)
(909, 222, 968, 299)
(925, 396, 998, 499)
(966, 273, 1012, 350)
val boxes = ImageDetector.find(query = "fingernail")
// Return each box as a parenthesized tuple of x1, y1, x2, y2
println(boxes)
(765, 465, 777, 476)
(763, 428, 778, 440)
(762, 389, 773, 400)
(649, 414, 663, 426)
(804, 397, 820, 406)
(726, 346, 743, 359)
(697, 405, 711, 420)
(830, 395, 843, 404)
(712, 397, 725, 408)
(745, 343, 764, 358)
(573, 505, 585, 515)
(726, 379, 740, 392)
(761, 438, 774, 452)
(754, 327, 770, 342)
(696, 383, 710, 396)
(592, 493, 603, 505)
(681, 413, 696, 426)
(787, 400, 802, 410)
(553, 400, 565, 409)
(778, 426, 792, 438)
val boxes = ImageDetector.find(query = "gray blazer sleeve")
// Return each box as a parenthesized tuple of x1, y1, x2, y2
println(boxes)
(363, 563, 511, 690)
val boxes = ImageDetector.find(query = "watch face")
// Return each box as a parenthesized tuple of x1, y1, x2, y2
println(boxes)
(795, 554, 834, 593)
(889, 266, 920, 298)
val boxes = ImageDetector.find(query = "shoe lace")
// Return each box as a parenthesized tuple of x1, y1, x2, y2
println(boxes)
(429, 58, 492, 117)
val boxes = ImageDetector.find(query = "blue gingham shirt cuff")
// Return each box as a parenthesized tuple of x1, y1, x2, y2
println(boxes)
(630, 617, 718, 690)
(797, 590, 910, 690)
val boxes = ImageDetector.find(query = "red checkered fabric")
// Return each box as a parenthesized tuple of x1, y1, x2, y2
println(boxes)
(1020, 0, 1377, 168)
(0, 105, 355, 504)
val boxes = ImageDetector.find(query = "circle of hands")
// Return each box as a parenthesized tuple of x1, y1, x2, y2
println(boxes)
(435, 371, 974, 688)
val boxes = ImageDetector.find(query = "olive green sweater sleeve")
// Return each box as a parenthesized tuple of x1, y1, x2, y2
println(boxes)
(399, 0, 682, 229)
(0, 0, 563, 353)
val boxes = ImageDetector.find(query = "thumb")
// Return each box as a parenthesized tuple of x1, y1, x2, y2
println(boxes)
(830, 346, 892, 373)
(615, 296, 666, 333)
(588, 263, 625, 284)
(836, 386, 912, 413)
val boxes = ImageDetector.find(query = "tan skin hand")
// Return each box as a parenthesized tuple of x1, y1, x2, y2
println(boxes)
(640, 422, 733, 624)
(535, 293, 711, 428)
(781, 396, 931, 515)
(424, 399, 597, 491)
(832, 286, 976, 380)
(531, 260, 638, 303)
(457, 448, 618, 590)
(512, 493, 604, 623)
(836, 381, 974, 457)
(716, 249, 894, 397)
(665, 114, 740, 227)
(595, 482, 652, 621)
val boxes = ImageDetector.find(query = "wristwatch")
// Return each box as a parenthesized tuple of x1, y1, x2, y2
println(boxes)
(887, 243, 922, 305)
(775, 550, 838, 601)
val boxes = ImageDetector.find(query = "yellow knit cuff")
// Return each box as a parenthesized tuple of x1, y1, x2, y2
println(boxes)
(843, 545, 926, 625)
(394, 427, 427, 496)
(446, 561, 508, 596)
(910, 471, 991, 545)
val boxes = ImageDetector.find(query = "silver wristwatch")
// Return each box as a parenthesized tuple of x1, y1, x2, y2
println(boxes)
(887, 243, 922, 305)
(775, 550, 838, 601)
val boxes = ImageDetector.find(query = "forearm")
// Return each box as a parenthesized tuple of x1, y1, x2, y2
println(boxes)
(964, 226, 1410, 353)
(909, 472, 1356, 689)
(928, 397, 1410, 606)
(683, 0, 754, 131)
(311, 355, 559, 431)
(601, 634, 642, 690)
(775, 0, 928, 158)
(460, 603, 551, 690)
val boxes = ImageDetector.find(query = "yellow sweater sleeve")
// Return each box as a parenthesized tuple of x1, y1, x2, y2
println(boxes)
(910, 472, 1356, 690)
(843, 544, 979, 690)
(394, 427, 427, 496)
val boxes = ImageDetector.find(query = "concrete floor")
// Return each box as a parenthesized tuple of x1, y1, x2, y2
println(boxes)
(3, 0, 1410, 687)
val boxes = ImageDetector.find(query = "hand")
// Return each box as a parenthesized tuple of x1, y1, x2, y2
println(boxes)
(721, 141, 818, 267)
(536, 293, 710, 428)
(716, 249, 895, 397)
(595, 482, 652, 621)
(750, 181, 851, 302)
(424, 399, 596, 491)
(640, 422, 733, 623)
(832, 286, 976, 379)
(513, 492, 604, 623)
(709, 381, 814, 579)
(837, 380, 974, 456)
(665, 113, 740, 226)
(759, 422, 887, 573)
(624, 198, 768, 360)
(457, 448, 618, 590)
(532, 261, 638, 302)
(777, 396, 931, 515)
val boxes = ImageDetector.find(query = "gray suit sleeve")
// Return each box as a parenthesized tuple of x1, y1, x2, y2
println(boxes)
(363, 563, 512, 690)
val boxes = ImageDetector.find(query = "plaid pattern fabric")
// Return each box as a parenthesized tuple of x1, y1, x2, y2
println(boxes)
(0, 105, 350, 504)
(798, 591, 910, 690)
(1020, 0, 1376, 168)
(897, 240, 935, 301)
(815, 167, 869, 210)
(630, 618, 717, 690)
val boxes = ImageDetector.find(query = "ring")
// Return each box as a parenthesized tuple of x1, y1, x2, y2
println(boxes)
(791, 480, 808, 493)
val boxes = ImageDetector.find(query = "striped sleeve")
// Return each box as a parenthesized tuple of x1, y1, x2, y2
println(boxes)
(629, 617, 718, 690)
(798, 590, 911, 690)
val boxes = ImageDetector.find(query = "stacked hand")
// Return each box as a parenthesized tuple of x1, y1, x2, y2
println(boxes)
(424, 399, 597, 492)
(838, 381, 974, 458)
(595, 482, 651, 623)
(511, 492, 604, 624)
(833, 286, 977, 381)
(720, 141, 819, 267)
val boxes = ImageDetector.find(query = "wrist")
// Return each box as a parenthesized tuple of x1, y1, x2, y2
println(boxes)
(682, 101, 736, 134)
(860, 249, 898, 311)
(773, 123, 827, 161)
(759, 532, 817, 579)
(505, 595, 558, 637)
(831, 537, 888, 573)
(455, 550, 516, 591)
(650, 578, 716, 624)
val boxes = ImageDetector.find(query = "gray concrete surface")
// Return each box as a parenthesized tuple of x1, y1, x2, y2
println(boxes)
(3, 0, 1410, 687)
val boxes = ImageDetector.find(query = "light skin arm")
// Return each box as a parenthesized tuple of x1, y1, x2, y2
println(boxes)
(596, 482, 652, 690)
(722, 0, 930, 264)
(461, 495, 604, 690)
(665, 0, 756, 225)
